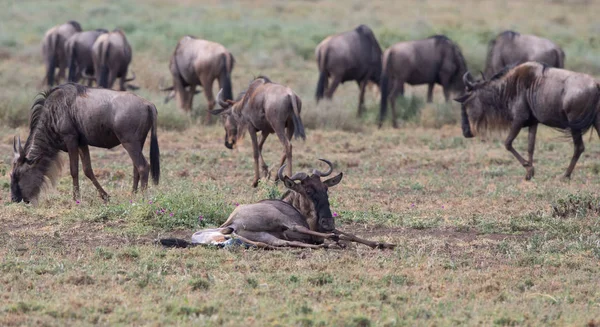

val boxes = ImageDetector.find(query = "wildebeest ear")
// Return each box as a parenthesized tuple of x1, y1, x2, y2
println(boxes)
(283, 176, 302, 192)
(13, 135, 24, 160)
(454, 94, 470, 103)
(323, 172, 343, 187)
(210, 108, 230, 115)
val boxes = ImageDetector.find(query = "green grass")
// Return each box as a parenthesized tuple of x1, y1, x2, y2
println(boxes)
(1, 0, 600, 326)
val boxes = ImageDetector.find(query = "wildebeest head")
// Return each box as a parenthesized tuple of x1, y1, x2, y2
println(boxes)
(10, 135, 45, 204)
(454, 72, 489, 138)
(211, 89, 241, 149)
(278, 159, 343, 233)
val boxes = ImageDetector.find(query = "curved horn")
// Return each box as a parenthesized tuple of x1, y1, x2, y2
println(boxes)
(217, 88, 228, 108)
(278, 164, 308, 181)
(81, 71, 95, 80)
(462, 72, 475, 90)
(479, 71, 486, 81)
(312, 158, 333, 177)
(125, 71, 136, 82)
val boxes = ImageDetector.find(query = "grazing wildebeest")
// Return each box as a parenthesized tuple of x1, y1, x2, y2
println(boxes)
(379, 35, 468, 128)
(65, 29, 108, 85)
(41, 21, 82, 86)
(315, 25, 382, 116)
(161, 36, 234, 122)
(160, 161, 396, 249)
(455, 62, 600, 180)
(484, 31, 565, 78)
(211, 76, 305, 188)
(91, 29, 136, 90)
(10, 83, 160, 204)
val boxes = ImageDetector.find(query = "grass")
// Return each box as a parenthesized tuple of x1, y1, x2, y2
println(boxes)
(1, 0, 600, 326)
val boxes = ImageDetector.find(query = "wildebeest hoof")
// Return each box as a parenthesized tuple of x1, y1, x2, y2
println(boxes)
(101, 194, 110, 203)
(252, 180, 259, 188)
(525, 167, 535, 180)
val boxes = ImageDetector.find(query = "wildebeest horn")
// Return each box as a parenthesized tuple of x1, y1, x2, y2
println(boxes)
(125, 71, 136, 82)
(312, 158, 333, 177)
(278, 164, 308, 182)
(463, 72, 475, 90)
(13, 135, 23, 159)
(81, 71, 95, 80)
(217, 88, 229, 108)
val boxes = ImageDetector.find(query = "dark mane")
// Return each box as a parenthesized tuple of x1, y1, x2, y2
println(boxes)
(95, 28, 108, 33)
(67, 20, 82, 32)
(499, 30, 520, 39)
(430, 34, 450, 43)
(490, 64, 517, 81)
(255, 75, 272, 83)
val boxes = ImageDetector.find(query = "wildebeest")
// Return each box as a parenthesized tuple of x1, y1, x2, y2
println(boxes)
(65, 29, 108, 85)
(11, 83, 160, 204)
(160, 161, 396, 249)
(41, 21, 82, 87)
(379, 35, 468, 128)
(162, 36, 234, 121)
(484, 31, 565, 78)
(455, 62, 600, 180)
(211, 76, 305, 188)
(315, 25, 382, 116)
(91, 29, 136, 90)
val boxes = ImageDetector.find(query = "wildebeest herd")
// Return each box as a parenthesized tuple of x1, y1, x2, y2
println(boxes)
(12, 19, 600, 249)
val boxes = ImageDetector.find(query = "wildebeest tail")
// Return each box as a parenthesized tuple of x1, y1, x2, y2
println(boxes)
(315, 47, 328, 101)
(98, 42, 110, 88)
(159, 238, 193, 248)
(149, 104, 160, 185)
(46, 33, 59, 86)
(555, 48, 566, 68)
(220, 53, 234, 101)
(379, 51, 393, 127)
(289, 94, 306, 140)
(67, 42, 77, 82)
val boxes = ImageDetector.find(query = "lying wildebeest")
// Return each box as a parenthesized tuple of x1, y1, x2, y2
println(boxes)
(160, 161, 396, 249)
(162, 36, 234, 122)
(455, 62, 600, 180)
(315, 24, 382, 116)
(11, 83, 160, 204)
(90, 29, 136, 90)
(211, 76, 305, 187)
(484, 31, 565, 78)
(41, 21, 82, 86)
(65, 29, 108, 85)
(379, 35, 468, 128)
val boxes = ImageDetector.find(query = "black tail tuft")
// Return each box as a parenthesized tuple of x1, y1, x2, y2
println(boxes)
(149, 105, 160, 185)
(67, 43, 77, 83)
(46, 34, 58, 87)
(315, 48, 329, 101)
(220, 53, 234, 100)
(159, 238, 191, 248)
(98, 43, 110, 88)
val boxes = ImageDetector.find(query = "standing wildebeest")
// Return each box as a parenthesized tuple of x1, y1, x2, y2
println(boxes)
(484, 31, 565, 78)
(315, 25, 382, 116)
(160, 161, 396, 249)
(455, 62, 600, 180)
(162, 36, 234, 121)
(379, 35, 468, 128)
(41, 21, 82, 87)
(65, 29, 108, 85)
(10, 83, 160, 204)
(91, 29, 136, 90)
(212, 76, 305, 188)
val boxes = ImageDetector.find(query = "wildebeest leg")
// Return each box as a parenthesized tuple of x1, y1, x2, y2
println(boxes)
(238, 231, 325, 249)
(257, 131, 270, 178)
(274, 127, 293, 178)
(186, 84, 197, 113)
(325, 76, 341, 99)
(564, 131, 585, 179)
(334, 229, 396, 249)
(107, 70, 117, 90)
(231, 232, 277, 249)
(248, 127, 261, 187)
(66, 141, 80, 201)
(79, 145, 109, 202)
(504, 122, 531, 179)
(357, 80, 367, 117)
(427, 83, 434, 103)
(525, 124, 538, 180)
(122, 142, 150, 192)
(119, 72, 127, 91)
(201, 76, 215, 123)
(389, 82, 403, 129)
(275, 125, 294, 181)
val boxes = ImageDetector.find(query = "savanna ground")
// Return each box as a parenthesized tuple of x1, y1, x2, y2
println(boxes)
(1, 0, 600, 326)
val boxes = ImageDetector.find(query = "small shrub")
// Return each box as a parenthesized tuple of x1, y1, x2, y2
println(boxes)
(190, 278, 211, 291)
(307, 273, 333, 286)
(420, 102, 458, 128)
